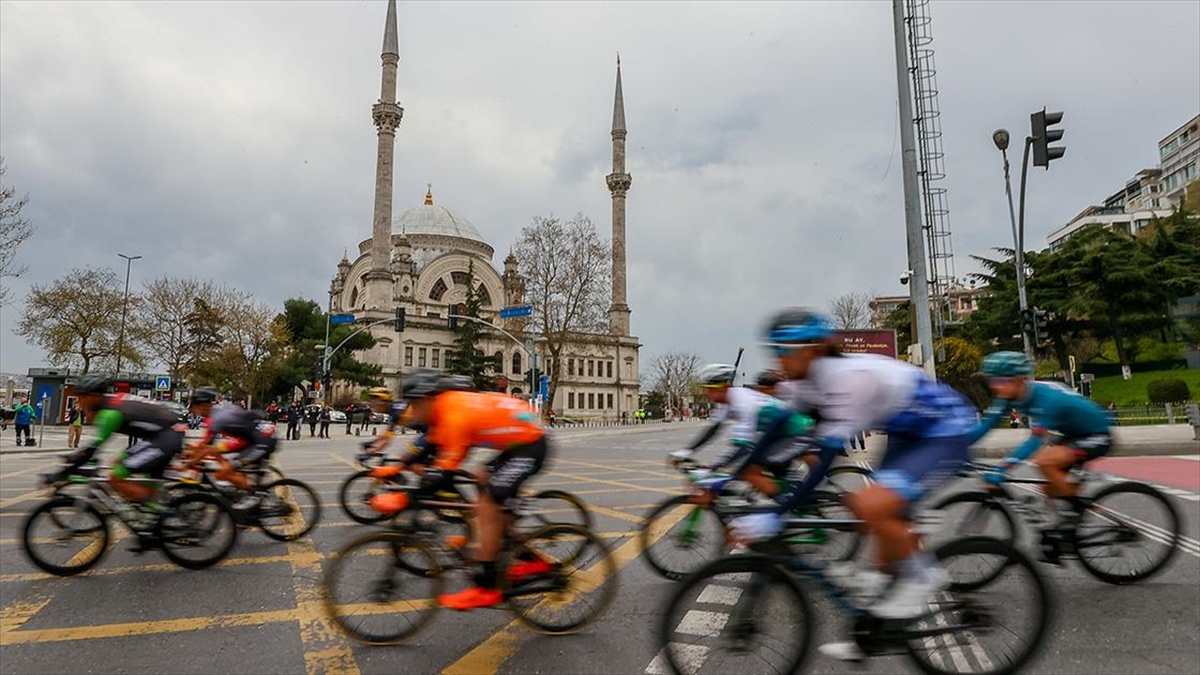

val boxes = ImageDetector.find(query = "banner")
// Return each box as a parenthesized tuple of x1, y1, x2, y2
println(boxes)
(833, 329, 898, 358)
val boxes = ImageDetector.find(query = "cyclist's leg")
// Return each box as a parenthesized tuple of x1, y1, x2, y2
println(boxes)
(1033, 444, 1080, 500)
(111, 431, 181, 502)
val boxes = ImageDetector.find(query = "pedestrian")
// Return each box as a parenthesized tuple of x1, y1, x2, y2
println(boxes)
(287, 400, 303, 440)
(67, 401, 85, 448)
(344, 403, 354, 435)
(306, 405, 319, 438)
(547, 409, 556, 428)
(13, 396, 35, 445)
(319, 405, 331, 439)
(359, 404, 370, 433)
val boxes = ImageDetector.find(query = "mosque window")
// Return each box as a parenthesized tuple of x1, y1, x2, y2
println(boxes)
(430, 278, 448, 301)
(432, 349, 440, 368)
(418, 348, 427, 367)
(493, 351, 503, 370)
(568, 392, 576, 409)
(512, 352, 522, 375)
(451, 271, 470, 286)
(405, 346, 413, 367)
(607, 394, 614, 409)
(568, 359, 575, 376)
(588, 360, 595, 377)
(606, 361, 613, 379)
(477, 284, 492, 307)
(350, 286, 359, 308)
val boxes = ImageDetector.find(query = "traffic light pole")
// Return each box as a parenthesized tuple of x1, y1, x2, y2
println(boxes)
(1003, 137, 1034, 360)
(447, 313, 539, 403)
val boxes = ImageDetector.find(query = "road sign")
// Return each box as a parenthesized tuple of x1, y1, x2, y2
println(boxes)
(155, 376, 171, 391)
(308, 390, 320, 399)
(330, 313, 356, 325)
(499, 304, 533, 319)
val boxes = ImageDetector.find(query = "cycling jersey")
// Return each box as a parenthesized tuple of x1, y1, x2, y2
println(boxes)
(201, 402, 271, 451)
(88, 394, 183, 445)
(976, 381, 1112, 463)
(685, 387, 812, 470)
(388, 401, 409, 432)
(425, 391, 545, 471)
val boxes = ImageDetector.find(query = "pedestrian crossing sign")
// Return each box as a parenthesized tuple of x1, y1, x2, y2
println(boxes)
(155, 376, 171, 391)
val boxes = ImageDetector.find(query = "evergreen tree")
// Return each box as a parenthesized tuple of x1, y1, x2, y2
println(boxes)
(444, 261, 501, 386)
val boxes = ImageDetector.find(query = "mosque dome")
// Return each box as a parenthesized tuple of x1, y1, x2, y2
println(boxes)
(391, 186, 486, 244)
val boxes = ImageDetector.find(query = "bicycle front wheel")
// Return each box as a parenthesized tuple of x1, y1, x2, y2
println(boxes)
(23, 497, 110, 576)
(339, 469, 392, 525)
(258, 478, 322, 541)
(639, 495, 726, 581)
(522, 489, 593, 531)
(324, 531, 444, 645)
(1075, 481, 1181, 584)
(501, 523, 617, 634)
(658, 554, 813, 675)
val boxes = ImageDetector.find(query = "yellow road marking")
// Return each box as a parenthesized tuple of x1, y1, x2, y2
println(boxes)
(552, 457, 678, 480)
(0, 459, 60, 481)
(0, 487, 52, 509)
(534, 471, 678, 496)
(0, 608, 299, 645)
(584, 503, 647, 524)
(0, 595, 52, 639)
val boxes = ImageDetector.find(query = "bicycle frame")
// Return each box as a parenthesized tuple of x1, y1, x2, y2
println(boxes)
(58, 469, 164, 533)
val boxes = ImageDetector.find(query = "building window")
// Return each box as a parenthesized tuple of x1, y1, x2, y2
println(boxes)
(432, 348, 440, 368)
(588, 393, 595, 409)
(606, 361, 613, 379)
(493, 351, 503, 371)
(476, 284, 492, 307)
(418, 348, 427, 367)
(512, 352, 522, 375)
(568, 392, 575, 409)
(568, 359, 575, 376)
(588, 360, 594, 377)
(429, 278, 448, 301)
(607, 393, 614, 409)
(405, 346, 413, 367)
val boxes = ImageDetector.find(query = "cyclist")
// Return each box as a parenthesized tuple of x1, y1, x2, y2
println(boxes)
(384, 376, 475, 474)
(183, 388, 278, 509)
(668, 363, 813, 500)
(399, 369, 549, 611)
(360, 387, 411, 462)
(58, 374, 186, 507)
(752, 369, 784, 397)
(973, 351, 1113, 540)
(729, 308, 978, 661)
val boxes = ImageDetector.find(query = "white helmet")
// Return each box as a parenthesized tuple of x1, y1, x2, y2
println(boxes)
(697, 363, 736, 386)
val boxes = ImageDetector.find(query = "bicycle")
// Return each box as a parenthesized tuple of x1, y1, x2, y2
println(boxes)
(931, 459, 1181, 584)
(657, 515, 1051, 675)
(23, 465, 239, 576)
(639, 458, 869, 580)
(163, 459, 322, 542)
(323, 479, 617, 645)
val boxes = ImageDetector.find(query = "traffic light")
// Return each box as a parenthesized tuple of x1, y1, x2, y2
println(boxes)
(1033, 307, 1049, 344)
(395, 307, 405, 332)
(1020, 308, 1036, 338)
(1031, 108, 1065, 168)
(322, 371, 333, 388)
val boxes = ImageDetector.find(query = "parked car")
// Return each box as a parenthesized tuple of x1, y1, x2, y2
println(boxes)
(328, 409, 347, 423)
(370, 411, 390, 424)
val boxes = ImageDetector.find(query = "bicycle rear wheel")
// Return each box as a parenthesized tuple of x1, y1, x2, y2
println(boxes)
(1075, 481, 1180, 584)
(784, 490, 861, 563)
(339, 469, 392, 525)
(324, 531, 443, 645)
(501, 524, 617, 634)
(658, 554, 813, 675)
(258, 478, 322, 541)
(22, 497, 110, 576)
(906, 536, 1051, 675)
(639, 495, 726, 581)
(158, 492, 239, 570)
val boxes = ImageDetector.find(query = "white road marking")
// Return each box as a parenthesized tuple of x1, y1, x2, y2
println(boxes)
(695, 584, 742, 606)
(676, 609, 729, 638)
(646, 644, 709, 675)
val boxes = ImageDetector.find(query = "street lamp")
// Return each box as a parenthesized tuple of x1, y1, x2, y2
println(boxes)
(115, 253, 142, 376)
(992, 130, 1033, 360)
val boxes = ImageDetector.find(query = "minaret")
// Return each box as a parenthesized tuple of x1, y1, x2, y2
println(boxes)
(364, 0, 404, 311)
(605, 55, 632, 336)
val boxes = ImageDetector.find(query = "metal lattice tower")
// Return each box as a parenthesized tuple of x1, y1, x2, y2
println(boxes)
(904, 0, 957, 350)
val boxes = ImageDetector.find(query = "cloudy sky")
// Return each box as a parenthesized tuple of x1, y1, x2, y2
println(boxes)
(1, 0, 1197, 379)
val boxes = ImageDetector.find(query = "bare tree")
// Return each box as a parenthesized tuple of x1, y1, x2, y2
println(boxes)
(515, 213, 611, 407)
(0, 157, 36, 306)
(139, 277, 219, 378)
(190, 290, 286, 406)
(16, 267, 146, 373)
(650, 350, 702, 419)
(829, 291, 872, 329)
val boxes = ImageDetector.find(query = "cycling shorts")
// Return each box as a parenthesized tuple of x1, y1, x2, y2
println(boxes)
(872, 434, 970, 504)
(232, 437, 277, 467)
(116, 430, 185, 479)
(484, 437, 549, 508)
(1063, 433, 1112, 464)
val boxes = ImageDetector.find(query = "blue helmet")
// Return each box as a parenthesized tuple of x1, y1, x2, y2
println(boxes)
(762, 308, 834, 349)
(980, 351, 1033, 377)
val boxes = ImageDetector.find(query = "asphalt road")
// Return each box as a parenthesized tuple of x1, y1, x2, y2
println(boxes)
(1, 423, 1197, 675)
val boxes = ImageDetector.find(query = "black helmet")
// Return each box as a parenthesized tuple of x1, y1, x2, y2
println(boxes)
(437, 375, 474, 393)
(400, 369, 442, 399)
(74, 374, 112, 396)
(755, 370, 784, 388)
(190, 387, 219, 405)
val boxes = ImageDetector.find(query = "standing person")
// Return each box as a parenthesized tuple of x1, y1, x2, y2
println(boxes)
(13, 396, 35, 445)
(344, 403, 354, 435)
(547, 409, 556, 428)
(287, 400, 303, 441)
(305, 405, 319, 438)
(359, 404, 371, 433)
(319, 405, 331, 439)
(67, 402, 86, 449)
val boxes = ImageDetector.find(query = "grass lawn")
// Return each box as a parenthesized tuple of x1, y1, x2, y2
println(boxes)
(1088, 366, 1200, 407)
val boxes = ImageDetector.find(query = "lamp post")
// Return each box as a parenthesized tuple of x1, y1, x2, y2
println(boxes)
(115, 253, 142, 376)
(992, 130, 1033, 360)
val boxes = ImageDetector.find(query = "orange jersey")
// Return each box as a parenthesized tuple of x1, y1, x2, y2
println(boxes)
(426, 391, 545, 470)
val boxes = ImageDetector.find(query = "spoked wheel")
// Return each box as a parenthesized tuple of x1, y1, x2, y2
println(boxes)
(640, 496, 726, 581)
(784, 490, 861, 563)
(22, 497, 110, 576)
(906, 536, 1052, 675)
(323, 531, 443, 645)
(659, 554, 813, 675)
(1074, 482, 1181, 584)
(50, 483, 105, 533)
(929, 491, 1017, 587)
(158, 492, 239, 570)
(339, 469, 393, 525)
(501, 524, 617, 635)
(257, 479, 322, 541)
(519, 489, 593, 531)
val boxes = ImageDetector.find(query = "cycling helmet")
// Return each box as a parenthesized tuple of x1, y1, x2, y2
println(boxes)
(980, 351, 1033, 378)
(190, 387, 219, 405)
(436, 375, 474, 393)
(697, 363, 736, 386)
(367, 386, 393, 402)
(400, 369, 442, 399)
(755, 370, 784, 388)
(74, 374, 112, 396)
(762, 307, 834, 348)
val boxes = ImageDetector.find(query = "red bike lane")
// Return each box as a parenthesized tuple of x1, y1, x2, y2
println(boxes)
(1089, 456, 1200, 492)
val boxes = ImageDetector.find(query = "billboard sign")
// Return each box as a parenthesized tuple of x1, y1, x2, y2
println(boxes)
(833, 329, 898, 358)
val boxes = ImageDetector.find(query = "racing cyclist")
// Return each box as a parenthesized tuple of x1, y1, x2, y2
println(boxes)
(183, 388, 278, 510)
(729, 308, 978, 662)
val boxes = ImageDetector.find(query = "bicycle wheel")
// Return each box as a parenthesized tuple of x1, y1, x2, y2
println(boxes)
(521, 489, 593, 531)
(825, 464, 874, 495)
(158, 492, 239, 570)
(339, 469, 393, 525)
(906, 536, 1051, 675)
(324, 531, 443, 645)
(50, 483, 105, 533)
(22, 497, 110, 576)
(931, 491, 1018, 546)
(1074, 481, 1181, 585)
(658, 554, 813, 675)
(784, 490, 861, 563)
(501, 523, 617, 634)
(640, 495, 726, 581)
(258, 478, 322, 541)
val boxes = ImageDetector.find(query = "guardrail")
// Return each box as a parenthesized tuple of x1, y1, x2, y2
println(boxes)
(1108, 403, 1200, 427)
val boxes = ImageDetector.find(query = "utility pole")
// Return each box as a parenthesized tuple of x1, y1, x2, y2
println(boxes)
(115, 253, 142, 376)
(892, 0, 935, 377)
(993, 129, 1033, 360)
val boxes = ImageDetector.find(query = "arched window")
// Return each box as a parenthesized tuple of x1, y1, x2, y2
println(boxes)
(477, 284, 492, 307)
(349, 286, 359, 309)
(493, 351, 503, 371)
(429, 278, 448, 301)
(511, 351, 522, 375)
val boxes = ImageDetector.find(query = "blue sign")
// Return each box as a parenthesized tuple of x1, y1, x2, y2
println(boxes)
(155, 376, 171, 391)
(538, 376, 549, 401)
(330, 313, 356, 326)
(499, 304, 533, 319)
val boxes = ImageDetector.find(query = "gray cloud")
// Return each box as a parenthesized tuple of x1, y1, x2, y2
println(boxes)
(2, 0, 1197, 380)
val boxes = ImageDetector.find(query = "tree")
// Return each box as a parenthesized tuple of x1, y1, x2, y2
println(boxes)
(935, 336, 988, 409)
(515, 213, 611, 408)
(16, 267, 145, 373)
(829, 292, 871, 330)
(444, 261, 502, 385)
(139, 277, 219, 378)
(189, 291, 287, 404)
(650, 350, 702, 419)
(267, 297, 381, 400)
(0, 157, 35, 306)
(183, 295, 226, 380)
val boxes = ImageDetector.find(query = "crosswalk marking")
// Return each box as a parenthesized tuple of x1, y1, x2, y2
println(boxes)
(676, 610, 729, 638)
(695, 585, 741, 606)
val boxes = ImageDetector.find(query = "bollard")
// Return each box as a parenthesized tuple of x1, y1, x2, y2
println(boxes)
(1166, 402, 1175, 425)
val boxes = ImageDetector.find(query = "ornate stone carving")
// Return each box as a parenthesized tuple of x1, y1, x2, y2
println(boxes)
(606, 172, 632, 195)
(372, 102, 404, 133)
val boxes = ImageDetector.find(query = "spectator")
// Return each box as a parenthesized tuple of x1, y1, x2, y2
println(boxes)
(13, 396, 35, 445)
(358, 404, 370, 433)
(1009, 409, 1021, 429)
(287, 400, 304, 440)
(67, 402, 85, 449)
(547, 409, 556, 428)
(319, 405, 331, 439)
(305, 404, 319, 438)
(344, 403, 354, 435)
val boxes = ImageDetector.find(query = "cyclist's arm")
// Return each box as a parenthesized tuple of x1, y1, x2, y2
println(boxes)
(728, 408, 813, 476)
(773, 436, 844, 513)
(682, 420, 724, 455)
(707, 440, 753, 472)
(85, 408, 122, 447)
(1004, 429, 1049, 465)
(965, 400, 1010, 446)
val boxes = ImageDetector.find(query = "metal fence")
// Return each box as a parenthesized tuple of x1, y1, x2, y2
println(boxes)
(1109, 403, 1197, 426)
